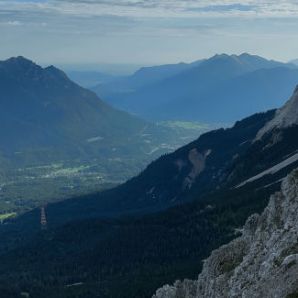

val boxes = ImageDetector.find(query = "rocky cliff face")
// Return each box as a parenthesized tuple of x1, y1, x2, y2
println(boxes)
(153, 169, 298, 298)
(256, 85, 298, 140)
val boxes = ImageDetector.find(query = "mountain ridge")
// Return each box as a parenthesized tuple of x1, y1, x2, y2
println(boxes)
(93, 53, 298, 122)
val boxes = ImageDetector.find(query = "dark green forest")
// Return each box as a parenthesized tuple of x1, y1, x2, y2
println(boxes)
(0, 177, 282, 297)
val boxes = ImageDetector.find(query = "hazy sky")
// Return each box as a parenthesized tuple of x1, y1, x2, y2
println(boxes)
(1, 0, 298, 68)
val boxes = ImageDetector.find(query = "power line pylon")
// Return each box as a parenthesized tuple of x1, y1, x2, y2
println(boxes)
(40, 206, 47, 230)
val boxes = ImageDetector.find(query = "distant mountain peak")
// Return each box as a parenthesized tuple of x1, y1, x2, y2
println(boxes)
(211, 53, 257, 59)
(8, 55, 33, 63)
(205, 53, 261, 66)
(210, 53, 231, 60)
(44, 65, 70, 81)
(238, 52, 261, 58)
(3, 56, 37, 68)
(239, 52, 251, 57)
(0, 56, 43, 78)
(256, 85, 298, 139)
(210, 53, 278, 64)
(0, 56, 75, 86)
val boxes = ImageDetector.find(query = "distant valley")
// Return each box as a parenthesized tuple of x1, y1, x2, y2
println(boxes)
(0, 57, 210, 216)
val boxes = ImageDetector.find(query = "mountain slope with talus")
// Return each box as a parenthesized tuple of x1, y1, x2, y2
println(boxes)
(153, 86, 298, 298)
(36, 86, 298, 223)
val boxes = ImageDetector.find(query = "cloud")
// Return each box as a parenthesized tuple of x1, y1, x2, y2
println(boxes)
(5, 20, 23, 26)
(1, 0, 298, 65)
(1, 0, 298, 19)
(189, 4, 256, 13)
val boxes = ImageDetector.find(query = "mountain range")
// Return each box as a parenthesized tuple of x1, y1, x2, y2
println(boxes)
(0, 56, 193, 214)
(93, 53, 298, 123)
(1, 83, 298, 297)
(0, 56, 174, 161)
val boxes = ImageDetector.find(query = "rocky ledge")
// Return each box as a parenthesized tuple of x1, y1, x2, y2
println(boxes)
(153, 169, 298, 298)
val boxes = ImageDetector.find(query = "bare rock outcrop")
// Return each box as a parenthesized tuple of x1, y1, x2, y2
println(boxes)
(256, 85, 298, 140)
(153, 169, 298, 298)
(183, 148, 211, 189)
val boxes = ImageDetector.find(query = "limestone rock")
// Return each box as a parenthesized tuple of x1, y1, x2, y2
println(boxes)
(153, 169, 298, 298)
(256, 86, 298, 140)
